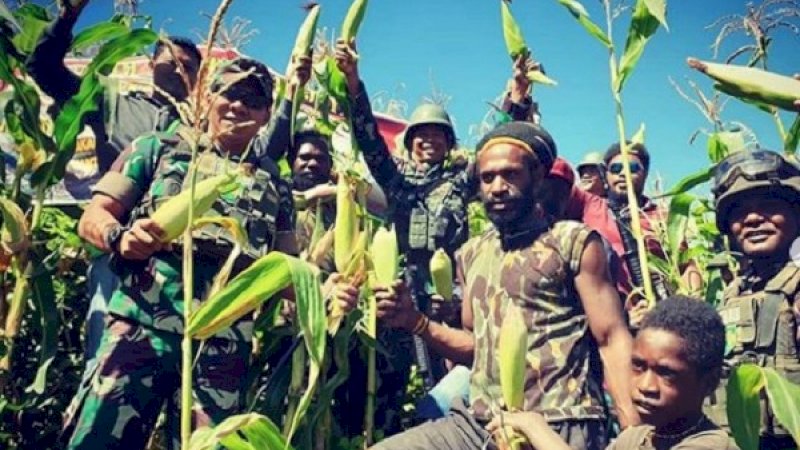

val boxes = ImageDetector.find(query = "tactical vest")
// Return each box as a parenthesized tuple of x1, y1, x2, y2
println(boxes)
(130, 137, 281, 269)
(705, 264, 800, 437)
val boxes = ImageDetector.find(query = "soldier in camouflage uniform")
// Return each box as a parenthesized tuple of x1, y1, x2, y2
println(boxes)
(371, 122, 638, 450)
(705, 149, 800, 450)
(64, 58, 306, 450)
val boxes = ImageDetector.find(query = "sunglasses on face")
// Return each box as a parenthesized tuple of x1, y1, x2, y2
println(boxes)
(608, 161, 643, 175)
(212, 81, 269, 110)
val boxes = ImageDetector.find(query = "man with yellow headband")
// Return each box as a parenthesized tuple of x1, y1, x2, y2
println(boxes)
(371, 122, 638, 449)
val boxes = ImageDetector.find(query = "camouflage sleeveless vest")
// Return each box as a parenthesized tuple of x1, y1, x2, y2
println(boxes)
(705, 263, 800, 436)
(460, 220, 606, 422)
(130, 137, 282, 268)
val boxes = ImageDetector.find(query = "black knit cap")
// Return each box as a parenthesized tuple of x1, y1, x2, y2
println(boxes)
(604, 141, 650, 172)
(476, 121, 557, 172)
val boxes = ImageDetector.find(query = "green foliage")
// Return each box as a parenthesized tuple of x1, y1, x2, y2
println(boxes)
(555, 0, 611, 49)
(616, 0, 666, 92)
(11, 4, 50, 55)
(190, 413, 293, 450)
(785, 115, 800, 155)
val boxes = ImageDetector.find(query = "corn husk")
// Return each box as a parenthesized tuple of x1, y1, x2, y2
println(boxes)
(498, 302, 527, 410)
(430, 248, 453, 301)
(151, 173, 233, 242)
(371, 225, 398, 286)
(341, 0, 368, 41)
(0, 197, 29, 254)
(333, 176, 359, 273)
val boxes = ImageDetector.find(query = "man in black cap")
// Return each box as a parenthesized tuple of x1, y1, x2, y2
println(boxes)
(371, 122, 637, 449)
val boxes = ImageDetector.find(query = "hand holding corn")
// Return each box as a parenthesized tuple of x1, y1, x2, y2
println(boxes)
(508, 54, 539, 102)
(486, 411, 569, 450)
(118, 218, 169, 260)
(323, 273, 360, 315)
(375, 280, 418, 331)
(286, 54, 313, 99)
(334, 38, 361, 97)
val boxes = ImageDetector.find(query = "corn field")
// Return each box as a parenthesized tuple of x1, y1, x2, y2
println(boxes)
(0, 0, 799, 449)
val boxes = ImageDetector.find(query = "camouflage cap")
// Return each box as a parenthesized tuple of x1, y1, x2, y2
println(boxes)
(212, 57, 274, 99)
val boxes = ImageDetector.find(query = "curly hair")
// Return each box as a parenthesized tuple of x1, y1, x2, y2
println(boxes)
(288, 130, 331, 165)
(641, 296, 725, 382)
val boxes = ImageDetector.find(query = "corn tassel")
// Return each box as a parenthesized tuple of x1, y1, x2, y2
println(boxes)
(151, 173, 233, 242)
(687, 58, 800, 112)
(334, 176, 359, 273)
(341, 0, 368, 42)
(430, 248, 453, 301)
(495, 302, 528, 450)
(371, 225, 398, 287)
(187, 252, 294, 339)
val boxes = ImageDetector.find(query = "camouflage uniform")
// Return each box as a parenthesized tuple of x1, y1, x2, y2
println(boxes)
(295, 198, 336, 275)
(63, 132, 295, 450)
(350, 84, 471, 389)
(706, 262, 800, 449)
(375, 221, 608, 450)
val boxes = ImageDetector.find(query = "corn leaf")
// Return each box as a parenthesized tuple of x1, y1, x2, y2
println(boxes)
(727, 364, 765, 450)
(43, 28, 157, 187)
(631, 123, 646, 144)
(70, 22, 131, 53)
(762, 368, 800, 445)
(282, 256, 326, 446)
(187, 252, 294, 339)
(666, 193, 693, 259)
(500, 0, 527, 60)
(11, 4, 50, 55)
(189, 413, 291, 450)
(659, 167, 711, 197)
(704, 268, 724, 306)
(616, 0, 664, 93)
(706, 133, 728, 164)
(784, 115, 800, 155)
(556, 0, 611, 49)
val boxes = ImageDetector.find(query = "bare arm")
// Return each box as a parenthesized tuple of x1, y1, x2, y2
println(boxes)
(78, 194, 128, 252)
(376, 265, 474, 365)
(574, 234, 640, 429)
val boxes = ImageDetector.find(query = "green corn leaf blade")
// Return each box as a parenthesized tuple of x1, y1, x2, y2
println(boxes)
(500, 0, 527, 60)
(642, 0, 668, 30)
(24, 266, 58, 395)
(70, 21, 131, 53)
(704, 268, 724, 305)
(616, 0, 663, 93)
(706, 133, 728, 164)
(727, 364, 765, 450)
(762, 368, 800, 445)
(187, 252, 294, 339)
(11, 4, 50, 55)
(666, 193, 694, 258)
(784, 115, 800, 155)
(47, 28, 157, 186)
(556, 0, 612, 49)
(199, 414, 291, 450)
(660, 167, 711, 197)
(188, 426, 215, 450)
(283, 256, 326, 446)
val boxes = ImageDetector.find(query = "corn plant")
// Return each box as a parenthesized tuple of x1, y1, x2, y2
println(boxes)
(555, 0, 668, 308)
(726, 364, 800, 450)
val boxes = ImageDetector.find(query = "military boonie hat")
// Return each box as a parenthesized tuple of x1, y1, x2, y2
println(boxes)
(476, 121, 557, 172)
(212, 57, 274, 99)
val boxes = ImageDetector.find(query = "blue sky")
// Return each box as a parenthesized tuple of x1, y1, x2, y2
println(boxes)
(70, 0, 798, 190)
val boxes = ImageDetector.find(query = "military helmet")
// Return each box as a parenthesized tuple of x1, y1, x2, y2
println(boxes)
(403, 103, 456, 151)
(576, 151, 606, 172)
(712, 149, 800, 233)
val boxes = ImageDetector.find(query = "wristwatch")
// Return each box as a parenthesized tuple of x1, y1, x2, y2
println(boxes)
(103, 224, 128, 254)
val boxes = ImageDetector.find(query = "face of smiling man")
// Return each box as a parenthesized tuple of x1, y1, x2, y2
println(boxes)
(728, 194, 799, 260)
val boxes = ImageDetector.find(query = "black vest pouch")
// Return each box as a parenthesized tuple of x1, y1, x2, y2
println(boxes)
(738, 296, 758, 346)
(755, 292, 782, 350)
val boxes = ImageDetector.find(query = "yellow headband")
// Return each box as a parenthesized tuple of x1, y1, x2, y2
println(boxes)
(477, 137, 535, 157)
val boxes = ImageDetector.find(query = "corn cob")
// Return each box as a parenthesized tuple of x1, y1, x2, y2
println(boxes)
(0, 197, 29, 254)
(328, 230, 367, 335)
(498, 302, 527, 410)
(292, 4, 320, 58)
(187, 252, 294, 339)
(371, 225, 398, 286)
(341, 0, 368, 41)
(334, 176, 359, 273)
(430, 248, 453, 301)
(151, 173, 233, 243)
(687, 58, 800, 112)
